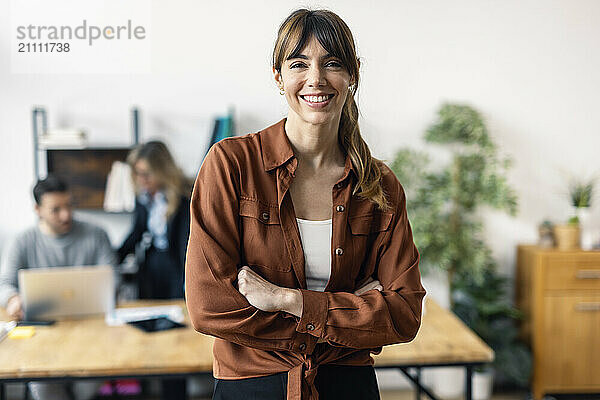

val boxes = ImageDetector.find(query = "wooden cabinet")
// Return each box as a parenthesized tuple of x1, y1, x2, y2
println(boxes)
(516, 245, 600, 399)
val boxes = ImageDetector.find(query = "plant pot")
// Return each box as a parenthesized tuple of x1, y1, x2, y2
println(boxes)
(553, 224, 580, 250)
(428, 367, 464, 399)
(575, 207, 595, 250)
(472, 368, 494, 400)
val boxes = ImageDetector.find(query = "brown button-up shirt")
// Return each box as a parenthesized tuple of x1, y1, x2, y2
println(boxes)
(185, 118, 426, 400)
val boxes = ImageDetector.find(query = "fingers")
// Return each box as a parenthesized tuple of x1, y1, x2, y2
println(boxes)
(369, 279, 382, 289)
(237, 267, 247, 294)
(237, 266, 261, 297)
(238, 266, 258, 280)
(238, 265, 250, 279)
(237, 266, 250, 283)
(354, 279, 383, 296)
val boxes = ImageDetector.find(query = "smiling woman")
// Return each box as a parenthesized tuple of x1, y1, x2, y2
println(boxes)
(185, 8, 425, 400)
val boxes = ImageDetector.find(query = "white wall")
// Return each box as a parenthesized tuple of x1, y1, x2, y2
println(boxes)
(2, 0, 600, 388)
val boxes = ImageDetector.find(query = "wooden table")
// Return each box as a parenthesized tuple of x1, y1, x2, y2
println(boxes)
(0, 300, 213, 400)
(1, 298, 493, 400)
(373, 298, 494, 400)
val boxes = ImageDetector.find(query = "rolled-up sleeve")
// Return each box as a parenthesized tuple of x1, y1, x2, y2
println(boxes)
(294, 185, 426, 349)
(185, 143, 318, 354)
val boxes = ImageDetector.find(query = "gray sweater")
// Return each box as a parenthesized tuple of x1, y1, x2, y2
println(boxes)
(0, 219, 117, 307)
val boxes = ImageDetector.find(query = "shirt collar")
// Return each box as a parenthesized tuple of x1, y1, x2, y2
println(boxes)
(260, 118, 295, 172)
(139, 189, 166, 206)
(259, 117, 357, 183)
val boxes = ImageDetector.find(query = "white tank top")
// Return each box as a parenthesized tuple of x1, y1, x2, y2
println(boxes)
(296, 218, 332, 292)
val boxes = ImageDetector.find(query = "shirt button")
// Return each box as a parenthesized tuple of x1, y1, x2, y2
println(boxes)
(307, 323, 315, 331)
(336, 205, 345, 212)
(261, 212, 269, 221)
(335, 247, 344, 256)
(299, 343, 307, 351)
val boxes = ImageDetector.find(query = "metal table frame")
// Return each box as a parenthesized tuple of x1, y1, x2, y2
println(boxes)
(1, 362, 486, 400)
(0, 372, 210, 400)
(377, 362, 486, 400)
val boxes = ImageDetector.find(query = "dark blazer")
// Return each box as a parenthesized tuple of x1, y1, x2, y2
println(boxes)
(118, 194, 190, 271)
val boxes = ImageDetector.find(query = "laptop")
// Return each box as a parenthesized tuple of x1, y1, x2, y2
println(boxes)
(18, 265, 115, 320)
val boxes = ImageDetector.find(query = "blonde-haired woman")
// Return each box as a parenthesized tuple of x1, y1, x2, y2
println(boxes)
(119, 140, 191, 299)
(119, 141, 191, 399)
(186, 9, 425, 400)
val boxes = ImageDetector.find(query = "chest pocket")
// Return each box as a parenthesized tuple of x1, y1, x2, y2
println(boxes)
(239, 198, 291, 272)
(347, 211, 394, 279)
(348, 211, 394, 235)
(240, 197, 280, 225)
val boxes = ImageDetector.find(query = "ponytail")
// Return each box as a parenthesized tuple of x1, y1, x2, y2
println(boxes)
(339, 90, 390, 211)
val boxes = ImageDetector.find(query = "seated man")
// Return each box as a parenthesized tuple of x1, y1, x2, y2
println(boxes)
(0, 174, 117, 400)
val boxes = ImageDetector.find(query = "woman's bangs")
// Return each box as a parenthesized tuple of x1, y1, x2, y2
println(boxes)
(285, 15, 349, 68)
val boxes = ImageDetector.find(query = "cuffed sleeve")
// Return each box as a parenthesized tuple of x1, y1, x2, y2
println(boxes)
(185, 143, 316, 354)
(296, 288, 328, 338)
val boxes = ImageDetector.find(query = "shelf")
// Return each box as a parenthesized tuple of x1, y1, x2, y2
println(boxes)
(47, 148, 132, 209)
(32, 107, 140, 211)
(40, 144, 134, 151)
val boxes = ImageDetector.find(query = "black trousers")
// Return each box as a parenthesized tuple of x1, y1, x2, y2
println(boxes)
(213, 364, 380, 400)
(141, 247, 184, 300)
(143, 248, 187, 400)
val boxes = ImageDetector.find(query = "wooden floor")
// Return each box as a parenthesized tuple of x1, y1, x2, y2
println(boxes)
(174, 390, 529, 400)
(187, 389, 529, 400)
(3, 384, 530, 400)
(380, 389, 527, 400)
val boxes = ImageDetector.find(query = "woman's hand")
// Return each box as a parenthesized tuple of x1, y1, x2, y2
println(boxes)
(354, 277, 383, 296)
(237, 266, 297, 313)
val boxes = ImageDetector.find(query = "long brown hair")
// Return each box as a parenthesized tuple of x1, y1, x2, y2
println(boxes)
(272, 8, 390, 211)
(127, 141, 191, 218)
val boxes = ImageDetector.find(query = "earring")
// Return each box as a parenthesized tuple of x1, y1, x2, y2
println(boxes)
(279, 87, 285, 95)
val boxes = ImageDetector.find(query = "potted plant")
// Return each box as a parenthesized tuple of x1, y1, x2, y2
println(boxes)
(553, 220, 580, 250)
(452, 269, 532, 397)
(571, 178, 595, 250)
(554, 178, 595, 250)
(390, 103, 531, 397)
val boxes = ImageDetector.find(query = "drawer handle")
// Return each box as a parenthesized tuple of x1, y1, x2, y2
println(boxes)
(575, 270, 600, 279)
(575, 302, 600, 312)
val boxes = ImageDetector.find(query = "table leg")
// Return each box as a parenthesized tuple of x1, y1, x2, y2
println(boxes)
(415, 368, 421, 400)
(399, 368, 439, 400)
(465, 365, 473, 400)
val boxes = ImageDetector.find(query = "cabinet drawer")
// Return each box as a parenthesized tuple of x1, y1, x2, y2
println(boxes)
(545, 255, 600, 291)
